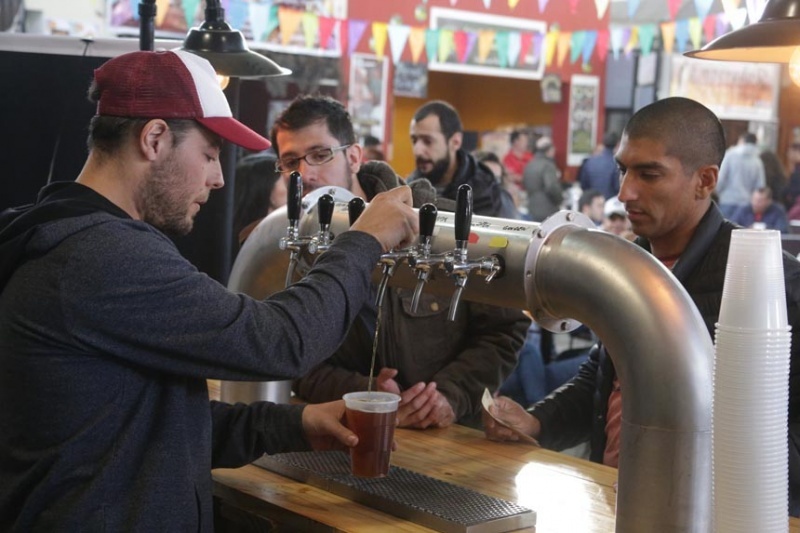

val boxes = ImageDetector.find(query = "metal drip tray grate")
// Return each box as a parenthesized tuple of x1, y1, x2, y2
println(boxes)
(254, 451, 535, 533)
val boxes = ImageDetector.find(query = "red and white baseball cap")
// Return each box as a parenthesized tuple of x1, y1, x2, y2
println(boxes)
(93, 49, 270, 151)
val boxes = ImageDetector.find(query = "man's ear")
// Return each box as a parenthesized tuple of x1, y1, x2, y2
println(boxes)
(139, 119, 171, 162)
(347, 143, 363, 173)
(449, 131, 463, 153)
(696, 164, 719, 199)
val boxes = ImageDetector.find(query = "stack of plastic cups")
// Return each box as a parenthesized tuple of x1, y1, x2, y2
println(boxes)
(713, 229, 791, 533)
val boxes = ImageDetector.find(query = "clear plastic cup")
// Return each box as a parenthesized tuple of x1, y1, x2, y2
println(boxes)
(342, 391, 400, 478)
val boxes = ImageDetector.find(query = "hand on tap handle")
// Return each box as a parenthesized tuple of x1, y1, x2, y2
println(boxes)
(349, 186, 418, 253)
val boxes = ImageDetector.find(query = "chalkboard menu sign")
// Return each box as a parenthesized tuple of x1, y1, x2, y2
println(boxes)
(393, 62, 428, 99)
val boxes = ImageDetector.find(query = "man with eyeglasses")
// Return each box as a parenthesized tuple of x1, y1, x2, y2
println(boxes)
(271, 95, 529, 429)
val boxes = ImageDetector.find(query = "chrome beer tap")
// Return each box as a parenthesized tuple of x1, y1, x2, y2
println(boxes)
(278, 171, 314, 287)
(444, 184, 503, 321)
(347, 197, 365, 226)
(408, 203, 447, 314)
(307, 194, 335, 254)
(375, 244, 417, 308)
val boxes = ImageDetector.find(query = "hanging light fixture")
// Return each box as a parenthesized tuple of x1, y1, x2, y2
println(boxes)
(685, 0, 800, 83)
(180, 0, 291, 78)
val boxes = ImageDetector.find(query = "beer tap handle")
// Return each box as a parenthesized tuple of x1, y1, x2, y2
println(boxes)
(348, 197, 366, 226)
(287, 171, 302, 223)
(454, 184, 473, 248)
(309, 194, 335, 254)
(410, 203, 438, 314)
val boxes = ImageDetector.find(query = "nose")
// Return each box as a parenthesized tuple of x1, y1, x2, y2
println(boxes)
(209, 161, 224, 190)
(617, 171, 634, 202)
(298, 159, 318, 185)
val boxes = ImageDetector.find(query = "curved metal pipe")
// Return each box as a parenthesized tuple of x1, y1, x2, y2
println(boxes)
(526, 222, 713, 532)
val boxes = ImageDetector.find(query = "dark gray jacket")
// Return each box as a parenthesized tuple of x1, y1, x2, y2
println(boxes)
(0, 182, 382, 531)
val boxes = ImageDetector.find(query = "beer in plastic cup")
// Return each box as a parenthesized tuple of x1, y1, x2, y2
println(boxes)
(342, 391, 400, 477)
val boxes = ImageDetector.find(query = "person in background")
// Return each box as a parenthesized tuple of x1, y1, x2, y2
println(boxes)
(271, 95, 530, 429)
(717, 132, 766, 218)
(577, 131, 620, 200)
(602, 195, 635, 240)
(502, 129, 533, 189)
(523, 136, 563, 222)
(407, 100, 518, 219)
(482, 96, 800, 516)
(578, 188, 605, 226)
(361, 134, 385, 162)
(233, 151, 287, 245)
(761, 149, 787, 210)
(473, 149, 523, 219)
(730, 186, 789, 233)
(0, 50, 419, 531)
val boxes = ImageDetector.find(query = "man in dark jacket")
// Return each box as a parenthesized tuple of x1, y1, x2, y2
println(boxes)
(0, 50, 418, 531)
(484, 96, 800, 516)
(271, 95, 529, 429)
(407, 100, 518, 219)
(577, 131, 620, 200)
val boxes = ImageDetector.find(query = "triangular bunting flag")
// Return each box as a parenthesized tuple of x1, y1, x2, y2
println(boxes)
(675, 19, 690, 53)
(694, 0, 714, 21)
(507, 32, 522, 66)
(278, 7, 303, 46)
(464, 31, 478, 64)
(610, 26, 626, 59)
(582, 30, 598, 64)
(624, 26, 638, 56)
(660, 21, 676, 54)
(248, 2, 270, 42)
(628, 0, 640, 19)
(302, 13, 319, 49)
(265, 4, 279, 40)
(721, 0, 742, 19)
(538, 0, 550, 13)
(702, 13, 716, 44)
(716, 13, 729, 37)
(496, 31, 510, 67)
(438, 29, 454, 63)
(519, 33, 533, 66)
(727, 7, 749, 30)
(182, 0, 200, 28)
(509, 0, 522, 9)
(454, 30, 469, 63)
(409, 27, 426, 63)
(557, 31, 571, 67)
(544, 29, 559, 66)
(688, 17, 703, 50)
(372, 22, 389, 59)
(746, 0, 767, 23)
(638, 24, 656, 56)
(155, 0, 169, 26)
(596, 30, 609, 61)
(595, 0, 610, 19)
(228, 0, 248, 33)
(477, 30, 495, 63)
(570, 31, 586, 64)
(388, 24, 411, 64)
(668, 0, 682, 19)
(532, 32, 545, 60)
(483, 0, 492, 7)
(348, 19, 368, 56)
(426, 29, 439, 63)
(318, 16, 336, 50)
(130, 0, 140, 21)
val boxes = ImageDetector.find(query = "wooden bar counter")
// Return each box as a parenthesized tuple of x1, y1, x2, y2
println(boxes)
(208, 381, 800, 532)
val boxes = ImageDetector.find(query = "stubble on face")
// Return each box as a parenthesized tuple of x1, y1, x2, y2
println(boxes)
(135, 150, 196, 236)
(416, 152, 450, 185)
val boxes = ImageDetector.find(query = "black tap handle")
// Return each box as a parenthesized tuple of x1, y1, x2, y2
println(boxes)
(454, 184, 473, 243)
(318, 194, 335, 227)
(419, 203, 438, 239)
(287, 171, 302, 222)
(348, 197, 366, 226)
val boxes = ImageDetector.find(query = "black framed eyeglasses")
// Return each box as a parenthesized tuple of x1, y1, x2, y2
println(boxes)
(275, 144, 352, 173)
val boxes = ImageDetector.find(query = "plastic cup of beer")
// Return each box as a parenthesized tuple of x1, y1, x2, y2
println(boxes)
(342, 391, 400, 478)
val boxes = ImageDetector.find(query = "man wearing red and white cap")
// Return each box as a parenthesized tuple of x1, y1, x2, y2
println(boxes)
(0, 50, 418, 531)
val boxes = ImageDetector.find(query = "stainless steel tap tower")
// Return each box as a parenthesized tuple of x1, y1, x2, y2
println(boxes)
(225, 179, 714, 533)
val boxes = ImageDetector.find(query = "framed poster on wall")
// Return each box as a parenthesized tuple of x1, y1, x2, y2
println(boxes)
(348, 53, 389, 143)
(567, 74, 600, 167)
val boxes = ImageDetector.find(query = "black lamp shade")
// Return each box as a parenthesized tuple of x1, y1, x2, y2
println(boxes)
(685, 0, 800, 62)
